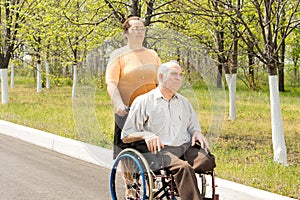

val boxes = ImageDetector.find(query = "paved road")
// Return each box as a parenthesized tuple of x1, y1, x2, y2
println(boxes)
(0, 134, 111, 200)
(0, 130, 296, 200)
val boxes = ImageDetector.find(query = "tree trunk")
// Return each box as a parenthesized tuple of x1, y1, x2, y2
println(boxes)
(10, 63, 14, 89)
(248, 43, 255, 89)
(216, 30, 225, 88)
(36, 36, 42, 92)
(225, 74, 237, 120)
(72, 64, 77, 99)
(0, 68, 9, 104)
(45, 61, 50, 89)
(293, 64, 298, 83)
(144, 0, 154, 26)
(264, 0, 287, 165)
(269, 75, 287, 166)
(226, 23, 239, 120)
(130, 0, 140, 17)
(217, 65, 223, 88)
(212, 0, 225, 89)
(37, 62, 42, 92)
(278, 38, 285, 91)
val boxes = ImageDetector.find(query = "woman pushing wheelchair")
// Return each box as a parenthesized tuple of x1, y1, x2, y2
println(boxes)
(121, 60, 216, 200)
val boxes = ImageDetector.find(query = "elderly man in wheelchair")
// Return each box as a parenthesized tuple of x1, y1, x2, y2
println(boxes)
(110, 61, 217, 200)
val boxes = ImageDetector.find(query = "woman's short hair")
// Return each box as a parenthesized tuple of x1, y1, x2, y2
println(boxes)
(123, 16, 143, 33)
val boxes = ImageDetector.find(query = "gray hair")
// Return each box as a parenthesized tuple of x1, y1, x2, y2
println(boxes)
(157, 60, 180, 82)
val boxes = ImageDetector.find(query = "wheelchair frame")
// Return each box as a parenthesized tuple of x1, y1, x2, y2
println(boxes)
(110, 148, 219, 200)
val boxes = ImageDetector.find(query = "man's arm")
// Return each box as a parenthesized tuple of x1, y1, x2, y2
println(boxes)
(122, 131, 164, 154)
(191, 130, 209, 152)
(122, 131, 151, 143)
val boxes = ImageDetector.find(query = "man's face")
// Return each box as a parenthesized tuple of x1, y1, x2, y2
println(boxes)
(162, 64, 183, 93)
(125, 20, 146, 43)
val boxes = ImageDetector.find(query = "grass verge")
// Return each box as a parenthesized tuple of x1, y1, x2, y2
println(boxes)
(0, 77, 299, 199)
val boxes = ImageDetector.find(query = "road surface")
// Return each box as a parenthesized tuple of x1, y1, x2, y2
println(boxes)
(0, 128, 296, 200)
(0, 134, 111, 199)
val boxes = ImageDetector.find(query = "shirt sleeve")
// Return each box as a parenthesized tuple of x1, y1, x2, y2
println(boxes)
(186, 99, 202, 134)
(121, 96, 146, 139)
(105, 49, 120, 84)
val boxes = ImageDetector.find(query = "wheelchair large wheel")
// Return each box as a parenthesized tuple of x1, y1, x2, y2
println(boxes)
(110, 148, 154, 200)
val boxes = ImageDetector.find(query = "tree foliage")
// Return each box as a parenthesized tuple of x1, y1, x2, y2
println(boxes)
(0, 0, 299, 87)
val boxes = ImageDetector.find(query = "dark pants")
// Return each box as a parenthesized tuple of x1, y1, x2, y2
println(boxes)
(113, 114, 131, 159)
(131, 141, 216, 200)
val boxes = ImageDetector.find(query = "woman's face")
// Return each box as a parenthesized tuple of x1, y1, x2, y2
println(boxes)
(125, 19, 146, 44)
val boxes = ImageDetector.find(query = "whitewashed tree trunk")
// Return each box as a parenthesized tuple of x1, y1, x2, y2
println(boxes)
(225, 73, 237, 120)
(0, 68, 9, 104)
(10, 64, 15, 88)
(45, 61, 50, 89)
(23, 54, 32, 68)
(63, 67, 66, 77)
(37, 63, 42, 92)
(269, 75, 288, 166)
(72, 64, 77, 99)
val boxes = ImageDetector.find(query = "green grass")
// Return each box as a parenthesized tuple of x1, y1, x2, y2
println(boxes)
(0, 76, 299, 199)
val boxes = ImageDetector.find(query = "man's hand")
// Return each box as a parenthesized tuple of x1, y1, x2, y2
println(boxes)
(191, 130, 209, 152)
(144, 134, 164, 154)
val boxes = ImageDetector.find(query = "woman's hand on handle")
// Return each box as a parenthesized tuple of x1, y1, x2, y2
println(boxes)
(115, 103, 129, 117)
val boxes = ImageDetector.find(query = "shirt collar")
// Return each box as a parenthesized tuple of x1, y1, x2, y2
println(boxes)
(153, 87, 179, 100)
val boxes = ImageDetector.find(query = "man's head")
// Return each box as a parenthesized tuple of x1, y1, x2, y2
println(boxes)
(158, 60, 183, 94)
(123, 16, 146, 43)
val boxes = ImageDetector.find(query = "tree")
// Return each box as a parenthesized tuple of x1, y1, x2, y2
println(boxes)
(176, 0, 240, 120)
(0, 0, 49, 102)
(103, 0, 181, 29)
(19, 0, 112, 96)
(228, 0, 300, 165)
(176, 0, 299, 165)
(58, 0, 112, 98)
(0, 0, 28, 103)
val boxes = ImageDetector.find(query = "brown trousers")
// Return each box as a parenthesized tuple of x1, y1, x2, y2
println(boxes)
(161, 145, 215, 200)
(131, 142, 216, 200)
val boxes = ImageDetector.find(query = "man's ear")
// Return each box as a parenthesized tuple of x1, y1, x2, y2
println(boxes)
(158, 73, 164, 82)
(124, 32, 128, 40)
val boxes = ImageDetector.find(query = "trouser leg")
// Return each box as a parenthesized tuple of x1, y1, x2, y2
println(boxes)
(113, 114, 130, 159)
(163, 151, 202, 200)
(184, 146, 216, 173)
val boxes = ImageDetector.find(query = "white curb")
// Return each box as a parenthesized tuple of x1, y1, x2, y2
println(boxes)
(0, 120, 114, 168)
(216, 178, 296, 200)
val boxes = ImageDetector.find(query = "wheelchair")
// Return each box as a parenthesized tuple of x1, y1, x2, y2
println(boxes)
(110, 148, 219, 200)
